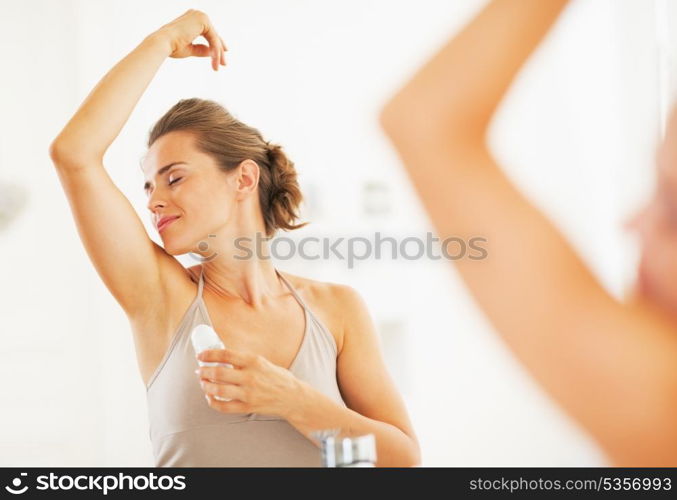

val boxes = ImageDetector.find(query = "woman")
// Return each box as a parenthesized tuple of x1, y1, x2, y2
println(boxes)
(49, 9, 419, 467)
(380, 0, 677, 466)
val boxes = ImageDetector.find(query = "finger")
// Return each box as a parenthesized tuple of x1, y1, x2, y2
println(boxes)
(219, 36, 227, 66)
(197, 365, 245, 384)
(200, 379, 247, 402)
(205, 394, 249, 413)
(189, 43, 211, 58)
(201, 23, 220, 70)
(198, 348, 253, 367)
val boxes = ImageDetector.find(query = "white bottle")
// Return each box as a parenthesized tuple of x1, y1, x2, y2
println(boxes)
(190, 324, 232, 401)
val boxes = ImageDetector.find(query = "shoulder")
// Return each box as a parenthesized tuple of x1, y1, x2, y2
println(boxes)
(278, 271, 370, 354)
(280, 271, 359, 299)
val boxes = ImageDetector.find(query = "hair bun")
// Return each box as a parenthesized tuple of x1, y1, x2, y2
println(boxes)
(263, 142, 308, 234)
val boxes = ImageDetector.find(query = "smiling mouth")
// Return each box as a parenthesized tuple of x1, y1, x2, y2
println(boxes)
(158, 217, 180, 232)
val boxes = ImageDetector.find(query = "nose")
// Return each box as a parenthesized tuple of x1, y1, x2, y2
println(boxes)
(146, 189, 166, 213)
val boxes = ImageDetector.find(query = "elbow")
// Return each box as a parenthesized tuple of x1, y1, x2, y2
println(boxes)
(379, 99, 431, 154)
(372, 428, 422, 467)
(48, 140, 64, 164)
(48, 139, 76, 167)
(383, 436, 421, 468)
(380, 85, 418, 131)
(378, 99, 400, 137)
(49, 139, 100, 169)
(380, 95, 487, 152)
(379, 94, 422, 142)
(406, 440, 422, 467)
(394, 440, 422, 468)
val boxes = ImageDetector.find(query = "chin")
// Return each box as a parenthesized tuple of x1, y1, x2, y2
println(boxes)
(160, 236, 187, 256)
(160, 243, 178, 256)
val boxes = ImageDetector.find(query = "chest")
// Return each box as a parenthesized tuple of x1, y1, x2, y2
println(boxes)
(202, 293, 309, 371)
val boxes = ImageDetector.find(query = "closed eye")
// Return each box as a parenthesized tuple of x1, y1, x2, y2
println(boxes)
(169, 177, 183, 186)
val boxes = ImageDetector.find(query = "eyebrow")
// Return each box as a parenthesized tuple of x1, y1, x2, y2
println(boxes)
(143, 162, 187, 192)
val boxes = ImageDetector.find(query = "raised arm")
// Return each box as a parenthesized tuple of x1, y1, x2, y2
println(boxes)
(380, 0, 677, 465)
(49, 10, 226, 320)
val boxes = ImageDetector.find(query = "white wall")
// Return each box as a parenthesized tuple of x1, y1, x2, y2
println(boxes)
(0, 0, 669, 466)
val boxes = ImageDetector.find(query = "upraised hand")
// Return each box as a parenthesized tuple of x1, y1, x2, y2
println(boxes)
(155, 9, 227, 71)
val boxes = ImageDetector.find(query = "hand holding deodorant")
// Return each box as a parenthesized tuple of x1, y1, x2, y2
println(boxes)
(190, 324, 233, 402)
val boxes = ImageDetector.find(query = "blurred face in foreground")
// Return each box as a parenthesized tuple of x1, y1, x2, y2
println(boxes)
(628, 106, 677, 318)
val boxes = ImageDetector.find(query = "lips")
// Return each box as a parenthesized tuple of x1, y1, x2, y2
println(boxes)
(157, 216, 180, 232)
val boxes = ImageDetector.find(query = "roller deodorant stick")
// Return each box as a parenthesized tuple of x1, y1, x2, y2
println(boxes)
(191, 324, 233, 402)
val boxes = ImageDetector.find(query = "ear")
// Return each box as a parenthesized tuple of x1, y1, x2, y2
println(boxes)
(234, 159, 260, 200)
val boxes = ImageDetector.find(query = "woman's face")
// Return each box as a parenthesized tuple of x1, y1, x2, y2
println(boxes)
(141, 131, 237, 256)
(629, 108, 677, 316)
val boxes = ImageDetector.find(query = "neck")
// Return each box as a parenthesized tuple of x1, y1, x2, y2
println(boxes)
(201, 255, 283, 308)
(193, 217, 285, 306)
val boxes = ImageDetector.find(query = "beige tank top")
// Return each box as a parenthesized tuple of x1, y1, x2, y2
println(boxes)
(145, 264, 346, 467)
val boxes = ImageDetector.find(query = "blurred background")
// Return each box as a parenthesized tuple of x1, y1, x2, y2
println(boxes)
(1, 0, 675, 466)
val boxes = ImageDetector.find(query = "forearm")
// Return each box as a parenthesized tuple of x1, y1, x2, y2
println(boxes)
(50, 31, 171, 164)
(381, 0, 569, 139)
(286, 381, 420, 467)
